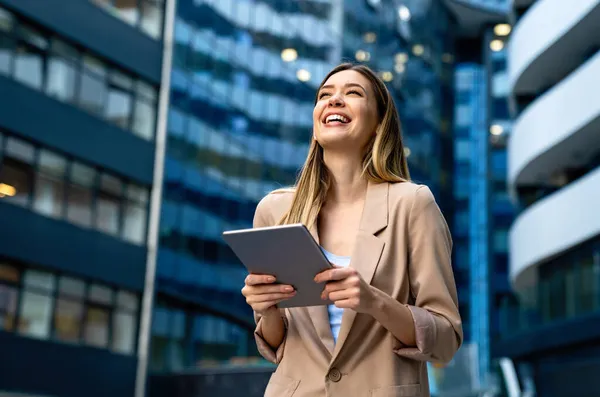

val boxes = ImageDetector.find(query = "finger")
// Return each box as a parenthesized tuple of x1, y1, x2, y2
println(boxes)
(325, 288, 359, 302)
(247, 291, 296, 304)
(243, 284, 295, 296)
(332, 298, 357, 309)
(314, 267, 355, 283)
(246, 274, 276, 286)
(323, 279, 356, 294)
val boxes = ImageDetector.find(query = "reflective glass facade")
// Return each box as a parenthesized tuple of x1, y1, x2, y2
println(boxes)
(485, 29, 515, 345)
(151, 0, 336, 371)
(343, 0, 455, 208)
(453, 63, 490, 389)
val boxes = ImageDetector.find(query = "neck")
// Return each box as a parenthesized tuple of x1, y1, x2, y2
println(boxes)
(323, 150, 367, 205)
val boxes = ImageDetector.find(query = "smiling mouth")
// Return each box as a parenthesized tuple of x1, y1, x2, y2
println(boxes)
(324, 114, 351, 124)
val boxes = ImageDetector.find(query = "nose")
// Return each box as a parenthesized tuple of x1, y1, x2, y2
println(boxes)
(328, 93, 344, 107)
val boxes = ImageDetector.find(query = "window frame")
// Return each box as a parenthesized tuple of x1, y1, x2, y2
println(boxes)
(0, 131, 150, 245)
(0, 259, 141, 354)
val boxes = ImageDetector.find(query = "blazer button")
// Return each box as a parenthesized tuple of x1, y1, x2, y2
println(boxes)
(328, 368, 342, 382)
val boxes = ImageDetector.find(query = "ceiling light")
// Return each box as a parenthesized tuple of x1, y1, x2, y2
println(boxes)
(490, 124, 504, 135)
(381, 71, 394, 82)
(355, 50, 370, 62)
(281, 48, 298, 62)
(398, 5, 411, 21)
(490, 39, 504, 52)
(296, 69, 311, 82)
(363, 32, 376, 43)
(0, 183, 16, 197)
(395, 52, 408, 63)
(412, 44, 424, 56)
(394, 63, 405, 74)
(494, 23, 512, 36)
(404, 147, 411, 157)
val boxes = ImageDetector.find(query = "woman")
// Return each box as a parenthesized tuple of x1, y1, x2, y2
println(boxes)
(241, 63, 462, 397)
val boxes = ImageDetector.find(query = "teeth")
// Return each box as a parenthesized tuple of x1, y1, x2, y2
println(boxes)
(326, 114, 349, 123)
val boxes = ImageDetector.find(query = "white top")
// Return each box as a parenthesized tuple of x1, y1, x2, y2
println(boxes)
(320, 247, 351, 344)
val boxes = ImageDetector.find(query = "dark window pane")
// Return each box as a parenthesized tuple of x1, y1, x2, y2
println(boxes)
(58, 276, 85, 298)
(89, 284, 113, 305)
(5, 137, 35, 163)
(79, 72, 106, 115)
(0, 284, 18, 331)
(67, 162, 95, 227)
(19, 24, 48, 49)
(67, 184, 93, 227)
(97, 191, 120, 235)
(84, 306, 110, 348)
(117, 290, 138, 311)
(0, 158, 34, 207)
(0, 263, 20, 283)
(0, 36, 12, 76)
(0, 8, 13, 33)
(54, 298, 83, 343)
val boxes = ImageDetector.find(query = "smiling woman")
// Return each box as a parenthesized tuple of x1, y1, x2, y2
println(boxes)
(240, 63, 463, 397)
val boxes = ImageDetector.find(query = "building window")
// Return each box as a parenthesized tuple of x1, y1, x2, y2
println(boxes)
(91, 0, 164, 40)
(17, 270, 55, 339)
(0, 7, 159, 140)
(0, 132, 150, 246)
(0, 261, 141, 355)
(67, 162, 96, 228)
(34, 150, 67, 219)
(123, 183, 149, 245)
(0, 264, 19, 331)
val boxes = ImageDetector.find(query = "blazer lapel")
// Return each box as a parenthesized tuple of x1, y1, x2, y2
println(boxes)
(306, 221, 336, 355)
(331, 181, 388, 361)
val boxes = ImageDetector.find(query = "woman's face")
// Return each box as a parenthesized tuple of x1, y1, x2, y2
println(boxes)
(313, 70, 379, 151)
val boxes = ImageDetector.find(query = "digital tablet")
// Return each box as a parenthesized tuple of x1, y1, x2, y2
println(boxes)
(222, 223, 333, 308)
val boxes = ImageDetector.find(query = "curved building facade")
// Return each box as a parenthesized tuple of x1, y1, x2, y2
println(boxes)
(498, 0, 600, 395)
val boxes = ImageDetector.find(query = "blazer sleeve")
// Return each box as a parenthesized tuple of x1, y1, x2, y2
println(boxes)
(251, 194, 289, 364)
(394, 185, 463, 364)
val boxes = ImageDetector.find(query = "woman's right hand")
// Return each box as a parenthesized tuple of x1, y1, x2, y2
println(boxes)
(241, 274, 296, 315)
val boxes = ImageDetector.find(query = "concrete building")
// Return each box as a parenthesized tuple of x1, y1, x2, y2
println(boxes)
(0, 0, 169, 396)
(495, 0, 600, 395)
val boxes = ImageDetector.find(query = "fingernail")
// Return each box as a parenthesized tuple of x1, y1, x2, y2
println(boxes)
(267, 277, 275, 282)
(284, 286, 293, 292)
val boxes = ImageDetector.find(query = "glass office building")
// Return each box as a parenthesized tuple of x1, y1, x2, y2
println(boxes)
(345, 0, 456, 211)
(0, 1, 166, 397)
(149, 0, 337, 372)
(484, 26, 514, 344)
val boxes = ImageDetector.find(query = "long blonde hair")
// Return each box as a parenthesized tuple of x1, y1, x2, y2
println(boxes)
(277, 63, 410, 227)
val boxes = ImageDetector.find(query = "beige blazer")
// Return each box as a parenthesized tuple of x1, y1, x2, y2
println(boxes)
(252, 181, 463, 397)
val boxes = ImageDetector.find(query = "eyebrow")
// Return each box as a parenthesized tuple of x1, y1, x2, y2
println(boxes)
(319, 83, 366, 92)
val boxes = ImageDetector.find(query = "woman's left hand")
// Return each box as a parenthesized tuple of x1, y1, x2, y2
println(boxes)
(314, 267, 375, 313)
